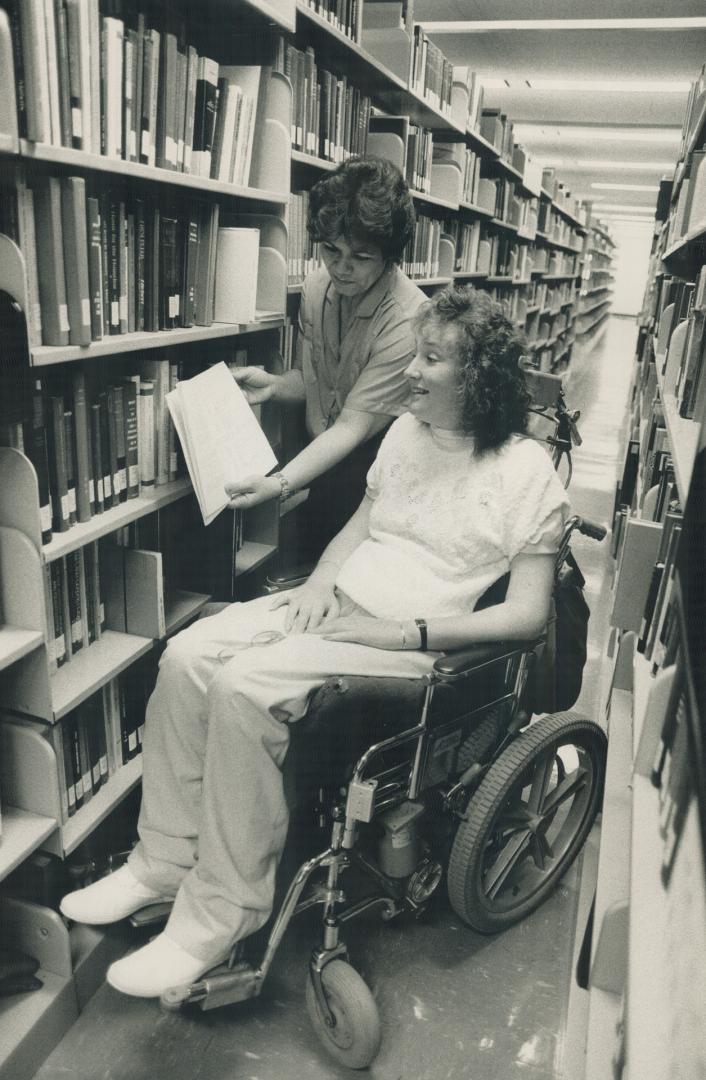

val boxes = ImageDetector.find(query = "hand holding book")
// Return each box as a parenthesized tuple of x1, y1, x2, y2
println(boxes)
(166, 362, 277, 526)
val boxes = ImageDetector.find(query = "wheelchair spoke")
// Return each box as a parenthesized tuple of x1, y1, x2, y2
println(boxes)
(484, 830, 532, 900)
(540, 766, 589, 817)
(529, 832, 553, 871)
(528, 752, 555, 813)
(495, 806, 533, 833)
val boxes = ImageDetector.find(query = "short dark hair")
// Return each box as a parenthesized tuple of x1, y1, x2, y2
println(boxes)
(414, 285, 530, 453)
(307, 156, 416, 263)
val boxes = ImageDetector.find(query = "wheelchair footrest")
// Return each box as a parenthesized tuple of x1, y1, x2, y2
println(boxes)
(197, 962, 262, 1011)
(128, 900, 174, 928)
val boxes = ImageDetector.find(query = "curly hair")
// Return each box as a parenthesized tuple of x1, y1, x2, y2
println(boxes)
(307, 157, 416, 263)
(414, 285, 530, 453)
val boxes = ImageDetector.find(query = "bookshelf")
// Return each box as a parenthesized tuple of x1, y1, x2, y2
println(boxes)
(578, 65, 706, 1078)
(0, 2, 296, 1074)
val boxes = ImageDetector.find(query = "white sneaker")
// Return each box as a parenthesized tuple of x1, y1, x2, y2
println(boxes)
(106, 932, 226, 998)
(60, 865, 174, 925)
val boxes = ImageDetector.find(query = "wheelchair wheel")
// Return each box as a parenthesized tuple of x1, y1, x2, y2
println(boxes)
(305, 959, 382, 1070)
(448, 712, 606, 933)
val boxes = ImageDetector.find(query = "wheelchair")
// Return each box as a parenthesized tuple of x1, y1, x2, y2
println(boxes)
(139, 513, 608, 1070)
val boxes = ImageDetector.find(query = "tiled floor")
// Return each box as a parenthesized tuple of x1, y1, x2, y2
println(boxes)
(34, 316, 637, 1080)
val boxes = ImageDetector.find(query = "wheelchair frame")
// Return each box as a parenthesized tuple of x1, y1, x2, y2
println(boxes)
(159, 515, 607, 1063)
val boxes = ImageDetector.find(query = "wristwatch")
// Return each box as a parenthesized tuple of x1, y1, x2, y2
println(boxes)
(414, 618, 428, 651)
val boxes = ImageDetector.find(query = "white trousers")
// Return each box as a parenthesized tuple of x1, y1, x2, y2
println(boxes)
(127, 593, 437, 962)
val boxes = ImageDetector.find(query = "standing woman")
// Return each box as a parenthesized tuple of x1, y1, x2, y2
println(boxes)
(228, 156, 425, 561)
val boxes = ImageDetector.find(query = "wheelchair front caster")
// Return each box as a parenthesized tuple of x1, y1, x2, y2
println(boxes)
(159, 984, 193, 1012)
(305, 959, 382, 1069)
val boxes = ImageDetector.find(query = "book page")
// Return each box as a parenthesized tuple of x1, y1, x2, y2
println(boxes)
(167, 362, 277, 525)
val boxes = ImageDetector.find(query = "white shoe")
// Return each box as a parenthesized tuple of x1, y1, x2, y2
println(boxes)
(60, 865, 174, 925)
(106, 932, 226, 998)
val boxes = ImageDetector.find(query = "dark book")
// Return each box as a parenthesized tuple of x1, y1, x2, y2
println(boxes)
(70, 369, 93, 522)
(83, 540, 97, 644)
(33, 176, 70, 346)
(183, 44, 199, 174)
(192, 56, 219, 178)
(49, 560, 67, 667)
(174, 45, 187, 171)
(23, 377, 53, 544)
(106, 386, 122, 506)
(86, 195, 104, 340)
(64, 0, 84, 149)
(118, 197, 128, 333)
(98, 390, 117, 508)
(63, 409, 78, 526)
(133, 197, 146, 331)
(182, 208, 198, 326)
(112, 383, 128, 501)
(75, 709, 93, 803)
(53, 0, 72, 146)
(122, 378, 139, 498)
(123, 26, 138, 161)
(159, 213, 180, 330)
(139, 26, 160, 167)
(107, 195, 121, 334)
(89, 401, 106, 513)
(98, 190, 111, 336)
(126, 207, 136, 332)
(49, 395, 70, 533)
(65, 713, 83, 812)
(144, 201, 161, 332)
(65, 550, 83, 655)
(156, 30, 178, 170)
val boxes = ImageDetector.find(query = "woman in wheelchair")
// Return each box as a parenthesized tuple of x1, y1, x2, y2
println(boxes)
(60, 285, 572, 999)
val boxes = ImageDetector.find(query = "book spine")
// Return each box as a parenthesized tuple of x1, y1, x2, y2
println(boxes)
(159, 214, 179, 330)
(192, 57, 219, 178)
(101, 15, 124, 159)
(107, 194, 121, 334)
(64, 0, 84, 148)
(175, 45, 187, 171)
(53, 0, 72, 145)
(49, 394, 70, 532)
(26, 377, 53, 543)
(71, 369, 93, 522)
(122, 26, 136, 160)
(156, 30, 178, 170)
(123, 378, 139, 498)
(33, 176, 70, 345)
(183, 45, 199, 174)
(85, 194, 103, 340)
(118, 197, 128, 333)
(109, 383, 127, 502)
(89, 401, 104, 512)
(63, 409, 77, 526)
(131, 14, 145, 164)
(66, 549, 83, 654)
(138, 380, 155, 487)
(42, 562, 57, 672)
(50, 559, 67, 666)
(60, 175, 92, 345)
(98, 390, 116, 507)
(182, 207, 199, 327)
(126, 207, 136, 332)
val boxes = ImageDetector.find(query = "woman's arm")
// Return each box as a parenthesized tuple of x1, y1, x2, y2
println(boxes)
(318, 553, 555, 651)
(225, 407, 390, 509)
(271, 494, 373, 632)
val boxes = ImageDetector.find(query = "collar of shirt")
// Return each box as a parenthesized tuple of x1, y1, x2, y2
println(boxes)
(323, 263, 397, 320)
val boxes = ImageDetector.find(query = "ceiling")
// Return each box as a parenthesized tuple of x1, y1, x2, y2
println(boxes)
(414, 1, 706, 228)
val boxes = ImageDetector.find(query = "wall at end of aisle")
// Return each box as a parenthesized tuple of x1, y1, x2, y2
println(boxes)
(606, 219, 654, 318)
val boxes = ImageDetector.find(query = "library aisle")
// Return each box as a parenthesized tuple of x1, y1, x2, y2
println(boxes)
(33, 316, 634, 1080)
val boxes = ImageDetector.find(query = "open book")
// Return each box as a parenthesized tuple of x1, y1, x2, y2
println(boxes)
(166, 362, 278, 525)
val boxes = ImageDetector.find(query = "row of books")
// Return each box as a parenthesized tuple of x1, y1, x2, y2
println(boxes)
(454, 66, 485, 136)
(10, 1, 268, 187)
(301, 0, 363, 42)
(537, 202, 583, 250)
(668, 148, 706, 246)
(56, 675, 148, 823)
(43, 542, 104, 671)
(653, 268, 706, 424)
(677, 63, 706, 162)
(480, 108, 515, 163)
(541, 169, 586, 225)
(404, 123, 433, 194)
(400, 213, 442, 280)
(282, 41, 371, 162)
(287, 190, 323, 284)
(410, 25, 453, 116)
(0, 362, 180, 544)
(0, 172, 223, 347)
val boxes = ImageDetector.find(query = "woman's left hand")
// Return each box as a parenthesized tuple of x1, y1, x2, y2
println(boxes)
(315, 615, 403, 650)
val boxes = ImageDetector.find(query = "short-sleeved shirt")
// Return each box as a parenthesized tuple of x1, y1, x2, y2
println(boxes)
(296, 265, 427, 438)
(335, 414, 571, 620)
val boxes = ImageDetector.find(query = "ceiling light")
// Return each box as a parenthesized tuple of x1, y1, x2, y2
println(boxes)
(525, 79, 690, 94)
(535, 159, 675, 172)
(513, 125, 680, 144)
(419, 19, 706, 32)
(591, 182, 661, 192)
(595, 202, 656, 212)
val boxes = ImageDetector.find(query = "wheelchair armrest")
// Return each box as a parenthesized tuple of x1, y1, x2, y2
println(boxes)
(264, 562, 317, 593)
(432, 639, 540, 681)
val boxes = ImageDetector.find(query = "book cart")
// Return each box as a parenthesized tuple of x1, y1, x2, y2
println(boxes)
(0, 1, 600, 1075)
(574, 77, 706, 1080)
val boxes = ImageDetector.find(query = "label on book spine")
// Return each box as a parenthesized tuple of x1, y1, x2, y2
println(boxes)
(59, 304, 70, 332)
(40, 503, 52, 532)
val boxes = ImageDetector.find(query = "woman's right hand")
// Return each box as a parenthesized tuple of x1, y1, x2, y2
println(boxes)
(232, 366, 279, 404)
(270, 580, 341, 634)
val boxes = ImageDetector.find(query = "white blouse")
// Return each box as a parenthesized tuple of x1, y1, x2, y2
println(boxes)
(335, 413, 570, 620)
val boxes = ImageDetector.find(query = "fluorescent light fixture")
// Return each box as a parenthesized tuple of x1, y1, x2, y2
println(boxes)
(591, 182, 661, 192)
(596, 202, 656, 212)
(419, 18, 706, 32)
(535, 159, 674, 172)
(513, 125, 680, 144)
(481, 78, 690, 94)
